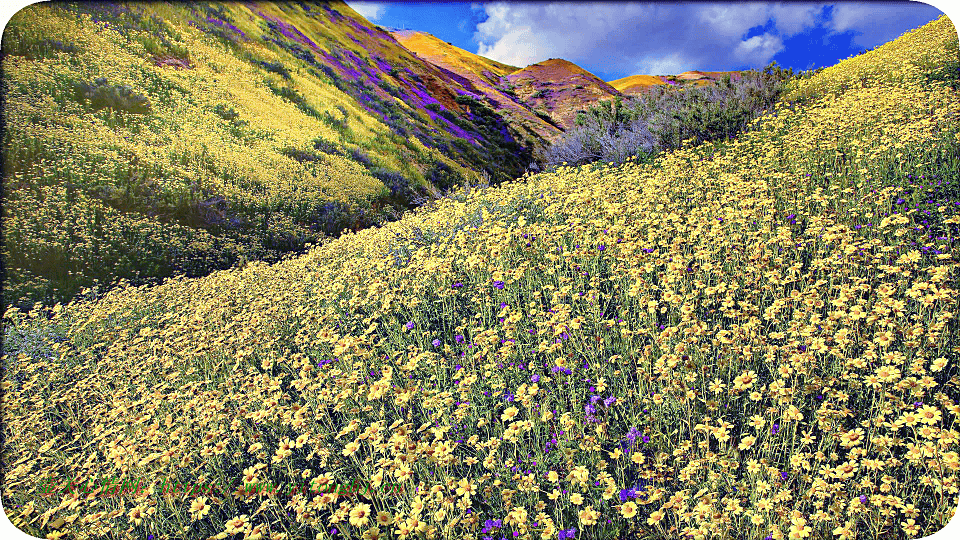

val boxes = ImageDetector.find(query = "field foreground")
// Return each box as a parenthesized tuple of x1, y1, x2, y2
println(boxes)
(4, 15, 960, 540)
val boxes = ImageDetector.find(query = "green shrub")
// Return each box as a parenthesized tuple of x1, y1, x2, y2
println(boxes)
(73, 78, 152, 114)
(545, 62, 795, 167)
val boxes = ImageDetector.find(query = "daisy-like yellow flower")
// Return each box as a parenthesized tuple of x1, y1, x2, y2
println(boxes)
(190, 497, 210, 520)
(647, 509, 665, 526)
(350, 503, 372, 527)
(376, 511, 393, 526)
(507, 506, 527, 526)
(568, 465, 589, 485)
(455, 478, 476, 497)
(899, 411, 921, 427)
(917, 405, 942, 425)
(395, 466, 413, 482)
(578, 506, 599, 526)
(875, 365, 900, 383)
(931, 357, 949, 372)
(128, 505, 146, 526)
(224, 514, 249, 535)
(620, 501, 638, 519)
(343, 440, 361, 456)
(272, 439, 294, 462)
(839, 428, 865, 448)
(569, 492, 584, 505)
(789, 516, 812, 538)
(784, 405, 803, 422)
(733, 370, 758, 390)
(362, 527, 382, 540)
(501, 406, 519, 422)
(874, 331, 894, 348)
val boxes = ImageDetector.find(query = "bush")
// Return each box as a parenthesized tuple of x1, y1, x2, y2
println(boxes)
(213, 103, 239, 121)
(544, 62, 795, 167)
(258, 60, 291, 79)
(73, 78, 152, 114)
(312, 137, 341, 155)
(426, 160, 464, 191)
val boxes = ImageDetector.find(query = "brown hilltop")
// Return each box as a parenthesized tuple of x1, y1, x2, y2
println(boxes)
(392, 29, 562, 143)
(609, 74, 667, 95)
(504, 58, 621, 130)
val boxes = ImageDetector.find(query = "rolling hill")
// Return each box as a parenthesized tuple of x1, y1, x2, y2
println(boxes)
(392, 29, 563, 143)
(609, 73, 667, 95)
(504, 58, 622, 129)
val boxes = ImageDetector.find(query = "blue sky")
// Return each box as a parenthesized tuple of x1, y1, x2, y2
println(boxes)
(345, 1, 952, 80)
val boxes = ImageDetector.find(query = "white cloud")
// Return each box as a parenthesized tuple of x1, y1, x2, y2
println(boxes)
(770, 3, 827, 36)
(633, 52, 687, 76)
(828, 2, 944, 47)
(345, 1, 387, 22)
(470, 1, 942, 77)
(733, 33, 784, 65)
(473, 2, 813, 75)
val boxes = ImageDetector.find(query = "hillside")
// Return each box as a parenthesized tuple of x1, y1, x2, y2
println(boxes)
(609, 73, 667, 95)
(504, 58, 622, 129)
(612, 71, 745, 96)
(392, 29, 563, 143)
(4, 14, 958, 540)
(1, 1, 538, 309)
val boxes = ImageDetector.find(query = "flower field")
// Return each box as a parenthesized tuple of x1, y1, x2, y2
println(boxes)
(1, 1, 533, 309)
(3, 14, 960, 540)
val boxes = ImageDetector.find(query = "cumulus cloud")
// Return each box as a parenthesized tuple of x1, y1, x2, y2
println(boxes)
(471, 2, 941, 76)
(734, 33, 785, 65)
(828, 1, 944, 48)
(346, 1, 387, 22)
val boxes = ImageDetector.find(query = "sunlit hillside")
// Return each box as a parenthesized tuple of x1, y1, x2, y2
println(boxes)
(3, 13, 960, 540)
(392, 29, 563, 144)
(612, 71, 746, 96)
(1, 1, 536, 309)
(609, 74, 666, 95)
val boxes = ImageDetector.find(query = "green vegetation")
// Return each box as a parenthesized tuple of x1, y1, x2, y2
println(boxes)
(545, 63, 796, 167)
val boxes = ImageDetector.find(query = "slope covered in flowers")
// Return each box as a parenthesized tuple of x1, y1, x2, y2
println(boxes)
(3, 15, 960, 540)
(1, 1, 536, 309)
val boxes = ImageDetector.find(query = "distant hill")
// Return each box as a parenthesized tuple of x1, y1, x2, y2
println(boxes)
(612, 70, 745, 95)
(503, 58, 622, 129)
(610, 73, 667, 94)
(392, 29, 562, 144)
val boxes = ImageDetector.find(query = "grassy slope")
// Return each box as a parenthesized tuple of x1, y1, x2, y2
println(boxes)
(4, 15, 960, 540)
(1, 1, 535, 309)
